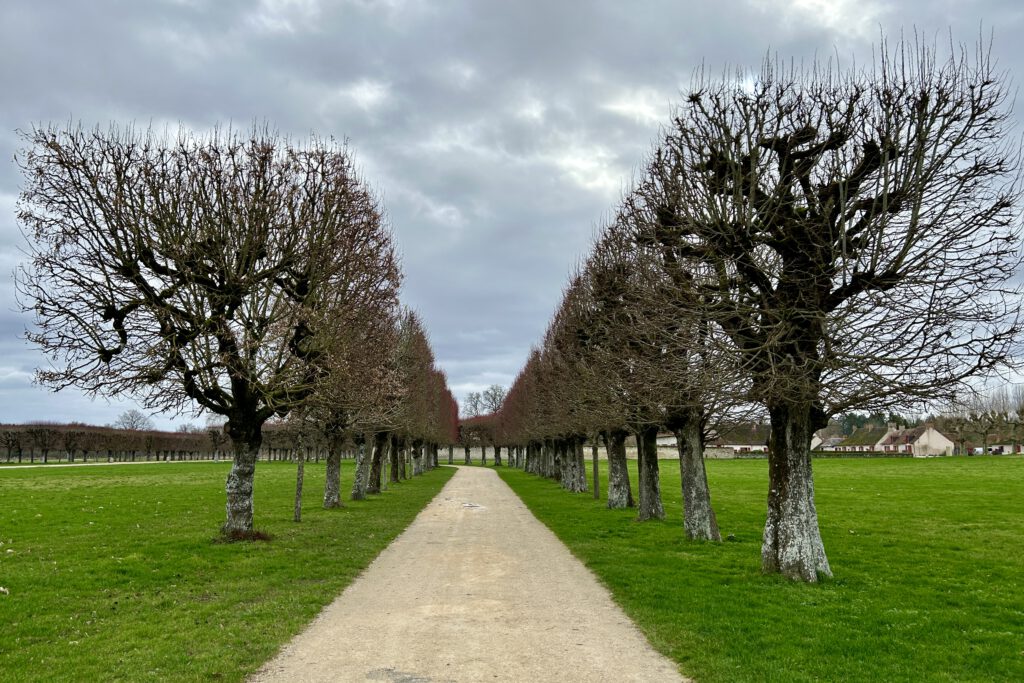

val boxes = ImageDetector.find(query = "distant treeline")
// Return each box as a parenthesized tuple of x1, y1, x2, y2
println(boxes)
(0, 423, 344, 465)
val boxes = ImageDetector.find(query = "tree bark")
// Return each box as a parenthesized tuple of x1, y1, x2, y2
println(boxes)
(223, 417, 263, 536)
(636, 426, 665, 520)
(389, 434, 401, 483)
(494, 444, 502, 466)
(412, 440, 423, 475)
(367, 431, 388, 494)
(762, 402, 832, 582)
(464, 444, 471, 465)
(591, 441, 600, 500)
(350, 435, 372, 501)
(323, 434, 343, 508)
(480, 444, 487, 466)
(673, 417, 720, 541)
(447, 444, 454, 464)
(605, 430, 634, 509)
(293, 440, 305, 523)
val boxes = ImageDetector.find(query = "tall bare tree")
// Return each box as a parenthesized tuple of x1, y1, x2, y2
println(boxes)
(17, 124, 397, 537)
(632, 37, 1022, 580)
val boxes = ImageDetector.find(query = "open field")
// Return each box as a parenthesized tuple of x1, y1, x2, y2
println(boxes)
(498, 456, 1024, 682)
(0, 461, 454, 682)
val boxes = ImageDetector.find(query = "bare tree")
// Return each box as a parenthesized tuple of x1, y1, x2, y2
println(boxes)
(462, 392, 483, 418)
(112, 409, 154, 432)
(632, 36, 1022, 580)
(16, 124, 396, 537)
(481, 385, 507, 413)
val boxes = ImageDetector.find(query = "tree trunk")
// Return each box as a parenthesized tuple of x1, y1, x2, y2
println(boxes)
(636, 426, 665, 520)
(605, 430, 634, 509)
(293, 442, 305, 523)
(447, 444, 454, 464)
(412, 440, 423, 475)
(351, 435, 372, 501)
(367, 432, 388, 494)
(464, 444, 471, 465)
(674, 417, 720, 541)
(575, 438, 588, 492)
(223, 417, 263, 537)
(591, 441, 600, 500)
(323, 434, 343, 509)
(762, 402, 832, 582)
(390, 435, 401, 483)
(494, 444, 502, 466)
(480, 444, 487, 466)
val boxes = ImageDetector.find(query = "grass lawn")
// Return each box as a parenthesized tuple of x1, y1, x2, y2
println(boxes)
(498, 456, 1024, 682)
(0, 461, 453, 682)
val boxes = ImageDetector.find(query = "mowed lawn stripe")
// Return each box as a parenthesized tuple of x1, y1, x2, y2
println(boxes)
(499, 456, 1024, 683)
(0, 461, 454, 682)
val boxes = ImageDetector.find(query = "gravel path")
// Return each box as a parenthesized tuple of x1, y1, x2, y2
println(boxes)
(250, 466, 686, 683)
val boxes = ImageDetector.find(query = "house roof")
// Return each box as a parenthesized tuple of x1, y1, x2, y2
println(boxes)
(879, 425, 929, 447)
(711, 423, 770, 446)
(839, 425, 889, 447)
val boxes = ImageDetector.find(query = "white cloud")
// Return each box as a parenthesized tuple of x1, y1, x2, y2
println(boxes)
(247, 0, 322, 34)
(602, 88, 670, 127)
(750, 0, 891, 39)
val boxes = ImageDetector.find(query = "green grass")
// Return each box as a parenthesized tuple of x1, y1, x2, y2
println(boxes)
(498, 457, 1024, 682)
(0, 461, 453, 682)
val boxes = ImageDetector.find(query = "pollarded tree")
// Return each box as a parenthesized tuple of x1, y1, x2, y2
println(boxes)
(635, 37, 1022, 580)
(584, 224, 755, 537)
(16, 124, 396, 537)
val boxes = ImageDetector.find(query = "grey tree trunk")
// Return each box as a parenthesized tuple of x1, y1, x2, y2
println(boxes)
(412, 441, 424, 475)
(223, 419, 263, 536)
(480, 444, 487, 466)
(293, 442, 305, 523)
(367, 432, 388, 494)
(350, 436, 372, 501)
(494, 445, 502, 466)
(636, 426, 665, 520)
(464, 444, 471, 465)
(674, 419, 720, 541)
(591, 441, 600, 500)
(448, 444, 454, 464)
(762, 402, 832, 582)
(575, 438, 588, 492)
(558, 437, 588, 493)
(323, 436, 343, 509)
(605, 430, 634, 509)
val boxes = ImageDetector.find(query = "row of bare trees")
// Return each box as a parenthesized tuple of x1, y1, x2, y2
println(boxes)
(938, 384, 1024, 455)
(496, 37, 1022, 581)
(16, 124, 457, 537)
(0, 422, 222, 463)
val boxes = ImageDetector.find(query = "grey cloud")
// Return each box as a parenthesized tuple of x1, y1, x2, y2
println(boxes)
(2, 0, 1023, 420)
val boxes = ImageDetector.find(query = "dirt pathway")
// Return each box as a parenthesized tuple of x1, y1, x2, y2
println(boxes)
(250, 466, 685, 683)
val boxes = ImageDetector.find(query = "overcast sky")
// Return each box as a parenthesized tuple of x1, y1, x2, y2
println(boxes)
(2, 0, 1022, 429)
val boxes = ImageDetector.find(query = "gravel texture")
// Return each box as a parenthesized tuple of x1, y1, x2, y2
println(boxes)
(250, 466, 686, 682)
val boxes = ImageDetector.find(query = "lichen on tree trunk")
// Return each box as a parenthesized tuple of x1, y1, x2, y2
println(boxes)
(636, 426, 665, 520)
(350, 435, 372, 501)
(605, 430, 634, 509)
(762, 402, 832, 582)
(673, 417, 720, 541)
(323, 440, 343, 509)
(367, 432, 388, 494)
(223, 418, 262, 536)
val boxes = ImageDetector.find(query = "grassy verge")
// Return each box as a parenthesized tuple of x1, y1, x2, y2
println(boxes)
(498, 457, 1024, 682)
(0, 461, 454, 681)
